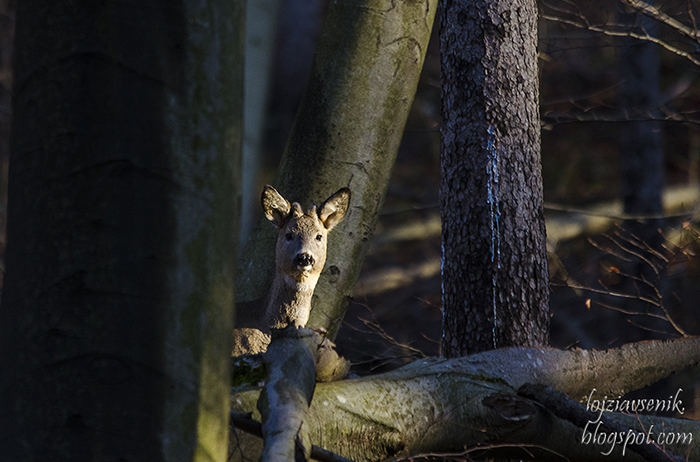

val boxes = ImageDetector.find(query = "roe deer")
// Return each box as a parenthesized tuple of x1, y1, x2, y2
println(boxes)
(232, 185, 351, 356)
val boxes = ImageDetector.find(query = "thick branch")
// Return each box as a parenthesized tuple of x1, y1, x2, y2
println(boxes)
(231, 412, 357, 462)
(231, 338, 700, 461)
(519, 384, 685, 462)
(462, 337, 700, 399)
(258, 327, 320, 460)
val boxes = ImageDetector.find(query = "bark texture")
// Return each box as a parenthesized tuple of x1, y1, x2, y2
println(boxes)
(231, 337, 700, 461)
(0, 1, 243, 460)
(236, 0, 437, 340)
(440, 0, 549, 357)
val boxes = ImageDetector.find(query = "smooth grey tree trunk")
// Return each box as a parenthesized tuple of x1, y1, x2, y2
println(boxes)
(236, 0, 437, 340)
(440, 0, 549, 357)
(0, 1, 243, 460)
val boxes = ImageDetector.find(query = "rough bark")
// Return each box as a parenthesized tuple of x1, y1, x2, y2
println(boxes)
(440, 0, 549, 356)
(236, 0, 437, 340)
(231, 337, 700, 461)
(0, 1, 243, 460)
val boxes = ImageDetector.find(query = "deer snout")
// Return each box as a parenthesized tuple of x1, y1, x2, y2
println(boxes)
(294, 253, 315, 271)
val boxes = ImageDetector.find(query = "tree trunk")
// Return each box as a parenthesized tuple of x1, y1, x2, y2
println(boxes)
(440, 0, 549, 357)
(231, 337, 700, 461)
(610, 3, 666, 340)
(236, 0, 437, 340)
(240, 0, 282, 250)
(618, 3, 664, 223)
(0, 2, 243, 460)
(265, 0, 325, 161)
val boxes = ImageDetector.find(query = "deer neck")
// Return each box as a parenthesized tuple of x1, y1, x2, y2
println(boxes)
(263, 271, 318, 331)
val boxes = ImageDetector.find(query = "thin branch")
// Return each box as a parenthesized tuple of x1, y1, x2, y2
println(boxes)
(603, 233, 659, 277)
(540, 13, 700, 65)
(622, 0, 700, 43)
(626, 317, 679, 337)
(392, 443, 569, 461)
(545, 202, 699, 221)
(594, 300, 669, 321)
(555, 281, 660, 306)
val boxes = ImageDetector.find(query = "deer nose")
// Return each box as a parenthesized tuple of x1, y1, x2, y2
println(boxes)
(294, 253, 315, 271)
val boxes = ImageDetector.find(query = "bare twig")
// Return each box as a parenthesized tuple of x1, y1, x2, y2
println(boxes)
(622, 0, 700, 43)
(541, 13, 700, 65)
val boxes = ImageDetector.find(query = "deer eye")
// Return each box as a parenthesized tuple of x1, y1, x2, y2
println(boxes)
(316, 234, 323, 241)
(285, 233, 293, 241)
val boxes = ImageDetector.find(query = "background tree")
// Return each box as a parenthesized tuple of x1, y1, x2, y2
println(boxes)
(0, 1, 243, 460)
(440, 0, 550, 357)
(538, 0, 700, 348)
(618, 1, 665, 226)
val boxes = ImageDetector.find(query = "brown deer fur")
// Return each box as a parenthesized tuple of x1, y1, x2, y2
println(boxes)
(232, 185, 350, 356)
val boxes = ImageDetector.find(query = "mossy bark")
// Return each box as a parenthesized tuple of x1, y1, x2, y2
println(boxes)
(0, 1, 243, 460)
(236, 0, 437, 340)
(231, 337, 700, 461)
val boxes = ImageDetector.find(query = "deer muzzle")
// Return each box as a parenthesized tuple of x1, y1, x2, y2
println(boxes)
(294, 253, 315, 272)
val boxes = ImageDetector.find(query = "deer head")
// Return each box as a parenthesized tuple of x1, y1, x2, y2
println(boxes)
(262, 185, 351, 294)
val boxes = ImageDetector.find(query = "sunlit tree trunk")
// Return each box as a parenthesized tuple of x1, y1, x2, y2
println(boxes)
(236, 0, 436, 341)
(0, 1, 243, 460)
(440, 0, 549, 357)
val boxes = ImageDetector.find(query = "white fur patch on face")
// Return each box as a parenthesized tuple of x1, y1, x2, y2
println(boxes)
(282, 273, 318, 291)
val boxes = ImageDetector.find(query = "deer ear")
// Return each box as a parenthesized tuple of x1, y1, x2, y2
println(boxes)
(318, 188, 351, 230)
(261, 185, 291, 228)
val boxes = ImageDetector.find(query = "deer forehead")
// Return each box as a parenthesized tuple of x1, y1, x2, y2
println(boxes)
(283, 214, 326, 236)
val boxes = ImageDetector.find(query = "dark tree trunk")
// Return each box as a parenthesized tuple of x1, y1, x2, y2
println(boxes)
(440, 0, 549, 357)
(0, 1, 243, 460)
(610, 3, 666, 341)
(618, 4, 664, 228)
(267, 0, 325, 156)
